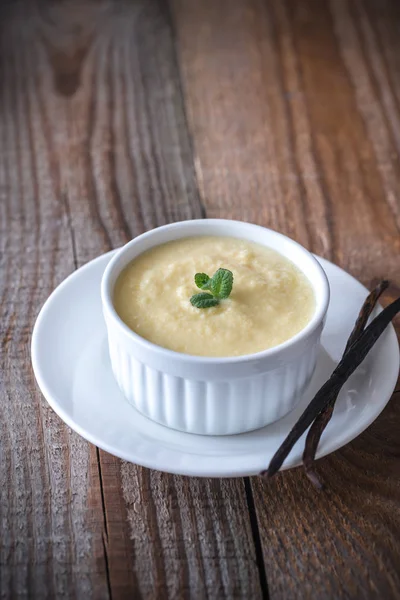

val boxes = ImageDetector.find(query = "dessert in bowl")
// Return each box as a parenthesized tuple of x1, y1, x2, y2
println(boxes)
(101, 219, 330, 435)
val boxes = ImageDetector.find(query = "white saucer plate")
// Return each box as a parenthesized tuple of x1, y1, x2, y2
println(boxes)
(31, 251, 399, 477)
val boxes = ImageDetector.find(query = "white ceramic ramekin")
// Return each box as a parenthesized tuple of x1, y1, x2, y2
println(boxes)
(101, 219, 330, 435)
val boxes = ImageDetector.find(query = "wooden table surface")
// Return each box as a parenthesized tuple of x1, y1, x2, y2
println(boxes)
(1, 0, 400, 598)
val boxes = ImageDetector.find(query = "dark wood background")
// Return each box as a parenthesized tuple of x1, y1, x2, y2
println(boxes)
(1, 0, 400, 598)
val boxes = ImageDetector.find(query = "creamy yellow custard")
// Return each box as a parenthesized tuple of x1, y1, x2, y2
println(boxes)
(113, 236, 315, 357)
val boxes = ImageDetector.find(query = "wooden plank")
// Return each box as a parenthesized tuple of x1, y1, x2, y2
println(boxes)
(0, 0, 262, 597)
(120, 467, 263, 598)
(0, 3, 109, 598)
(99, 454, 264, 598)
(171, 0, 400, 597)
(37, 0, 205, 263)
(251, 393, 400, 599)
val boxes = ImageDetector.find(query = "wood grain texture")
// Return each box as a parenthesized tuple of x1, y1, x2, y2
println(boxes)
(251, 393, 400, 599)
(0, 1, 262, 598)
(0, 3, 109, 598)
(120, 467, 262, 598)
(171, 0, 400, 598)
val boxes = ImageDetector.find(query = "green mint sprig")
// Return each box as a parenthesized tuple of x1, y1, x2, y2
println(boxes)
(190, 268, 233, 309)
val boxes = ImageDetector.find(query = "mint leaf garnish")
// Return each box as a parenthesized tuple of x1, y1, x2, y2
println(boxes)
(210, 268, 233, 299)
(190, 292, 219, 308)
(194, 273, 211, 290)
(190, 268, 234, 308)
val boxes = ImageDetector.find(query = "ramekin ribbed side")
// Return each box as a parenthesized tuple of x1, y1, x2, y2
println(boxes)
(107, 334, 318, 435)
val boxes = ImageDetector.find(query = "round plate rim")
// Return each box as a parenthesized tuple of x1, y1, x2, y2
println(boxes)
(31, 250, 400, 477)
